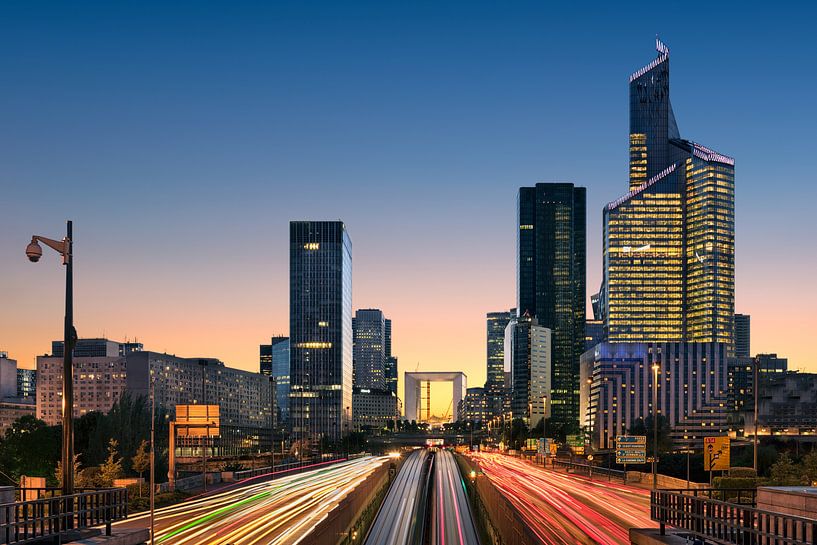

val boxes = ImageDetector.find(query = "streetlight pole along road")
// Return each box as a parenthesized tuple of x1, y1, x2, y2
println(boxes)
(26, 220, 76, 496)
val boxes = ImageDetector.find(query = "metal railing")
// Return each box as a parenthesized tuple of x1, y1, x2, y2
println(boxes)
(1, 488, 128, 545)
(551, 460, 627, 482)
(652, 488, 817, 545)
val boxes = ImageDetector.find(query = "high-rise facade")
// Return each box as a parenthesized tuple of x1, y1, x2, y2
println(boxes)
(352, 309, 387, 389)
(384, 357, 398, 396)
(486, 310, 515, 388)
(290, 221, 353, 444)
(505, 314, 552, 430)
(603, 39, 735, 344)
(517, 183, 586, 428)
(734, 314, 751, 358)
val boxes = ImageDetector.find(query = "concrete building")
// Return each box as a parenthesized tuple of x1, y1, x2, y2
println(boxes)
(404, 372, 466, 423)
(505, 314, 551, 429)
(36, 341, 273, 455)
(581, 342, 731, 450)
(739, 371, 817, 436)
(52, 338, 143, 358)
(0, 353, 35, 434)
(728, 353, 788, 413)
(352, 386, 397, 432)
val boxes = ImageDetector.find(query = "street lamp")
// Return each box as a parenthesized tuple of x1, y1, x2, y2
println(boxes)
(651, 362, 660, 489)
(753, 358, 759, 473)
(27, 221, 75, 496)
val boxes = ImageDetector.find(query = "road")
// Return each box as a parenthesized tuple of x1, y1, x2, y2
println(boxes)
(470, 452, 655, 545)
(364, 449, 431, 545)
(118, 457, 387, 545)
(432, 450, 480, 545)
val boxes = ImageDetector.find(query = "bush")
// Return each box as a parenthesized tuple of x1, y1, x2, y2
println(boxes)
(729, 467, 757, 478)
(128, 489, 190, 513)
(713, 476, 757, 489)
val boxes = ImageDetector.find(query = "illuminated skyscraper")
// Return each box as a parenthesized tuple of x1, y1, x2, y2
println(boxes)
(486, 310, 515, 388)
(290, 221, 353, 444)
(603, 39, 735, 344)
(517, 183, 586, 429)
(352, 309, 387, 389)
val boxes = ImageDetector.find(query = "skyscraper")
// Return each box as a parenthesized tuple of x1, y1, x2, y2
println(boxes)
(734, 314, 751, 358)
(517, 183, 586, 429)
(505, 313, 551, 430)
(603, 39, 735, 344)
(290, 221, 353, 444)
(352, 309, 387, 389)
(486, 310, 515, 388)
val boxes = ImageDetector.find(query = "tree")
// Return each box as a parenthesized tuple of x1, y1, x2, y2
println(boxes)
(769, 452, 802, 486)
(801, 450, 817, 485)
(131, 440, 150, 497)
(99, 439, 124, 486)
(55, 454, 82, 489)
(0, 416, 61, 484)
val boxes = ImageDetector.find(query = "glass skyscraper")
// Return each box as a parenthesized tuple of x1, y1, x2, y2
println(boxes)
(517, 183, 586, 430)
(603, 39, 735, 344)
(290, 221, 353, 444)
(486, 309, 515, 388)
(352, 309, 387, 389)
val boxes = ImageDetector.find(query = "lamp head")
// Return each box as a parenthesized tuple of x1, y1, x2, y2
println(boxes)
(25, 240, 42, 262)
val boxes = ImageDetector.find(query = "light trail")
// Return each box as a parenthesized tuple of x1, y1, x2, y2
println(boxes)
(470, 452, 655, 545)
(117, 457, 387, 545)
(432, 450, 479, 545)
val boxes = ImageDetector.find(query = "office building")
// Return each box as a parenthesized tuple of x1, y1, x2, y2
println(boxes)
(739, 370, 817, 436)
(487, 310, 515, 388)
(16, 368, 36, 399)
(581, 341, 731, 450)
(585, 320, 604, 351)
(352, 309, 387, 389)
(0, 353, 35, 434)
(603, 39, 735, 344)
(734, 314, 751, 358)
(505, 313, 552, 430)
(728, 353, 788, 412)
(458, 387, 490, 423)
(52, 338, 143, 358)
(261, 337, 291, 425)
(384, 356, 398, 396)
(384, 319, 393, 360)
(290, 221, 353, 444)
(518, 183, 586, 428)
(352, 386, 397, 432)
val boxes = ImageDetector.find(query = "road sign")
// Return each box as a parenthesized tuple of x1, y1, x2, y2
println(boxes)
(572, 446, 585, 455)
(615, 435, 647, 464)
(704, 436, 730, 471)
(567, 434, 584, 447)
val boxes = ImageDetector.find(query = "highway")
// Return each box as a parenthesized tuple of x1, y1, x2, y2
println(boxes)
(364, 449, 431, 545)
(471, 452, 655, 545)
(432, 450, 480, 545)
(117, 457, 387, 545)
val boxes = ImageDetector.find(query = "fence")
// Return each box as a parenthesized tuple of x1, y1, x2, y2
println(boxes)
(551, 460, 626, 482)
(651, 488, 817, 545)
(1, 488, 128, 545)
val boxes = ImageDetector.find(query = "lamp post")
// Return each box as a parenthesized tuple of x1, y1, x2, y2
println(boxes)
(651, 363, 660, 489)
(26, 221, 75, 496)
(753, 358, 759, 473)
(149, 375, 156, 545)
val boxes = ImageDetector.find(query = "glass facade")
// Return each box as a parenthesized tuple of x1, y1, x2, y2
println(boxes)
(604, 39, 735, 345)
(352, 309, 387, 389)
(486, 310, 514, 388)
(517, 183, 586, 428)
(289, 221, 352, 444)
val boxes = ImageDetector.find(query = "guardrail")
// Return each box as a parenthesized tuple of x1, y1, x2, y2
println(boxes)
(651, 488, 817, 545)
(1, 488, 128, 545)
(551, 460, 627, 482)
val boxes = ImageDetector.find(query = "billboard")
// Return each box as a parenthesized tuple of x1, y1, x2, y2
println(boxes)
(176, 404, 220, 437)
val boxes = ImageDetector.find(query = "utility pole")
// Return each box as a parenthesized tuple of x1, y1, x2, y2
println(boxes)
(652, 363, 660, 489)
(150, 376, 155, 545)
(753, 358, 759, 473)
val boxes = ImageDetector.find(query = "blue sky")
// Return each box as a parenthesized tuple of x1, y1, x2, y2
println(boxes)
(2, 1, 816, 383)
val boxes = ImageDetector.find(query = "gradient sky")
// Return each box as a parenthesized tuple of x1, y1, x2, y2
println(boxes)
(2, 2, 816, 415)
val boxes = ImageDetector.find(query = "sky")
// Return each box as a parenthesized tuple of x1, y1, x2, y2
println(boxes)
(1, 1, 816, 415)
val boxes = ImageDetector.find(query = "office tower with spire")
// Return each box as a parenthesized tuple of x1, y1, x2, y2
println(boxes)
(603, 38, 735, 344)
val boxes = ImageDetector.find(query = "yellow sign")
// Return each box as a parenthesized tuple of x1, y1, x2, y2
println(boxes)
(704, 436, 730, 471)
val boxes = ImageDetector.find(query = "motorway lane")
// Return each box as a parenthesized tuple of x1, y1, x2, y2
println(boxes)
(470, 453, 655, 545)
(117, 457, 388, 545)
(364, 450, 430, 545)
(432, 450, 480, 545)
